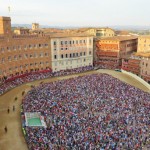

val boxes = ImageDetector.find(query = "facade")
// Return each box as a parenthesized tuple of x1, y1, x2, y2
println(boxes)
(122, 58, 141, 75)
(77, 27, 115, 37)
(141, 56, 150, 83)
(14, 28, 30, 35)
(95, 36, 138, 69)
(50, 34, 93, 71)
(122, 53, 150, 83)
(0, 16, 94, 82)
(0, 17, 51, 81)
(32, 23, 39, 30)
(137, 36, 150, 53)
(96, 28, 115, 37)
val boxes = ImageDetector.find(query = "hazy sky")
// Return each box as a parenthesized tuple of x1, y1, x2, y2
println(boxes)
(0, 0, 150, 26)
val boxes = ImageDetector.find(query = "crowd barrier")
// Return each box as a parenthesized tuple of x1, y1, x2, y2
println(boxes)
(121, 69, 150, 91)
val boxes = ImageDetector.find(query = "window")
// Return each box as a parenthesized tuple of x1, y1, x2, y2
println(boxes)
(69, 41, 71, 44)
(7, 47, 10, 51)
(14, 55, 17, 60)
(45, 44, 48, 47)
(61, 54, 63, 59)
(70, 54, 72, 58)
(19, 55, 22, 59)
(89, 51, 91, 55)
(61, 48, 63, 50)
(73, 53, 75, 57)
(66, 54, 68, 58)
(80, 52, 82, 56)
(83, 52, 86, 56)
(146, 63, 148, 67)
(65, 41, 67, 44)
(54, 55, 57, 59)
(76, 53, 78, 57)
(61, 41, 63, 45)
(53, 41, 56, 45)
(29, 45, 32, 49)
(45, 53, 48, 56)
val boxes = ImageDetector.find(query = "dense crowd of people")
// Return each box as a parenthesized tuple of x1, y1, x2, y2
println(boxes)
(94, 62, 119, 70)
(23, 74, 150, 150)
(0, 66, 93, 95)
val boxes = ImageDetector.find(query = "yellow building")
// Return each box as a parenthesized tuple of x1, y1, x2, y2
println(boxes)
(137, 36, 150, 53)
(96, 28, 115, 37)
(77, 27, 115, 37)
(14, 28, 30, 35)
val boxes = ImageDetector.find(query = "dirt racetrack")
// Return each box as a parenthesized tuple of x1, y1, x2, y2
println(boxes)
(0, 70, 149, 150)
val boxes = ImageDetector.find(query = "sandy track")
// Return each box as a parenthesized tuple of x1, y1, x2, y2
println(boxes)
(0, 70, 149, 150)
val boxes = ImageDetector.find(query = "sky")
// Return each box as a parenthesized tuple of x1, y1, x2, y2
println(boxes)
(0, 0, 150, 27)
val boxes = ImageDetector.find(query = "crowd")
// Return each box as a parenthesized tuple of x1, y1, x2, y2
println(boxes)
(94, 62, 119, 70)
(0, 66, 93, 95)
(23, 74, 150, 150)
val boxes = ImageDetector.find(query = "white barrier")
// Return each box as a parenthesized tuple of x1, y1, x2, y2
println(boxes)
(121, 69, 150, 91)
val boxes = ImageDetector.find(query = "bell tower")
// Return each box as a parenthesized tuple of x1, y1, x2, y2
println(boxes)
(0, 17, 11, 35)
(32, 23, 39, 30)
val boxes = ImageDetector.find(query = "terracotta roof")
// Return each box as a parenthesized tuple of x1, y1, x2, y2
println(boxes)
(48, 33, 93, 38)
(115, 30, 130, 35)
(98, 36, 138, 41)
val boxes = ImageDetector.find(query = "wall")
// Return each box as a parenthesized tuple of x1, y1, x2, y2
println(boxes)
(121, 69, 150, 91)
(51, 36, 93, 71)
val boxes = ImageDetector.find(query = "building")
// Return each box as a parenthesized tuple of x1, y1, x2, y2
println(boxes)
(76, 27, 115, 37)
(96, 28, 115, 37)
(137, 36, 150, 53)
(122, 52, 150, 83)
(135, 53, 150, 83)
(14, 28, 30, 35)
(32, 23, 39, 30)
(50, 34, 93, 71)
(95, 36, 138, 69)
(122, 57, 141, 75)
(0, 17, 51, 81)
(0, 16, 94, 82)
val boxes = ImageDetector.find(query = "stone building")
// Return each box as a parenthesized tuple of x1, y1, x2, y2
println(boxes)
(77, 27, 115, 37)
(0, 17, 51, 81)
(32, 23, 39, 30)
(137, 36, 150, 53)
(14, 28, 30, 35)
(122, 36, 150, 83)
(95, 36, 138, 69)
(0, 16, 94, 81)
(96, 28, 115, 37)
(50, 34, 93, 71)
